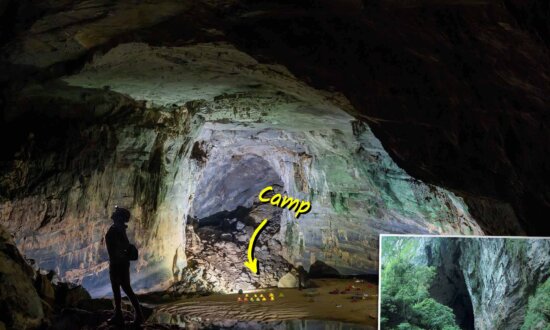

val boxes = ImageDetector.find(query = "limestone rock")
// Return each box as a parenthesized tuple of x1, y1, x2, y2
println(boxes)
(0, 0, 549, 302)
(407, 237, 550, 330)
(0, 226, 44, 329)
(278, 272, 298, 288)
(55, 283, 92, 308)
(35, 272, 56, 307)
(0, 41, 484, 296)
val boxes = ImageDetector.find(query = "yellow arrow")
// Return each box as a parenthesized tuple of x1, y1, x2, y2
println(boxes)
(244, 218, 268, 274)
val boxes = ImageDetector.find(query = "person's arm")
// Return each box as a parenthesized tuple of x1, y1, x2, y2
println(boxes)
(107, 228, 130, 263)
(121, 230, 130, 252)
(116, 229, 130, 262)
(106, 229, 117, 260)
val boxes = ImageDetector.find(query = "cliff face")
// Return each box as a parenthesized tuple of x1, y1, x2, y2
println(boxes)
(459, 239, 550, 329)
(0, 41, 481, 295)
(413, 237, 550, 330)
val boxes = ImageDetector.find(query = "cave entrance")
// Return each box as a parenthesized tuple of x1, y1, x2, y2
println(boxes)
(179, 154, 291, 293)
(426, 243, 475, 330)
(191, 153, 285, 230)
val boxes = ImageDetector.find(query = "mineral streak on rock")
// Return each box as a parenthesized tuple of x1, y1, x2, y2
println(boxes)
(1, 41, 482, 296)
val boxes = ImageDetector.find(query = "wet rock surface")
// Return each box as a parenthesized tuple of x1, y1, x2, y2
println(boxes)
(51, 302, 162, 330)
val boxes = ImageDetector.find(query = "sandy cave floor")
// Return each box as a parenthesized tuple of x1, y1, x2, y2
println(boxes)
(148, 279, 378, 328)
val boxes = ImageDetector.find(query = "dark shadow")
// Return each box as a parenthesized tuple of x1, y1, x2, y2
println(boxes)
(197, 206, 253, 228)
(308, 260, 340, 278)
(428, 241, 475, 330)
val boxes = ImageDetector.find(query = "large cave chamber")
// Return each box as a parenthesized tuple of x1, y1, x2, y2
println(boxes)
(0, 42, 483, 297)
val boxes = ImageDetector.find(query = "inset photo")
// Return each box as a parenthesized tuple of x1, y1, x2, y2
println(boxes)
(379, 235, 550, 330)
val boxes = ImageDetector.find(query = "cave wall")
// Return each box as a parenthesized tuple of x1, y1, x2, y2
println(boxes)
(423, 239, 475, 329)
(1, 0, 548, 298)
(459, 239, 550, 329)
(0, 225, 45, 329)
(0, 93, 195, 296)
(1, 41, 483, 295)
(412, 237, 550, 329)
(222, 0, 550, 235)
(0, 0, 547, 239)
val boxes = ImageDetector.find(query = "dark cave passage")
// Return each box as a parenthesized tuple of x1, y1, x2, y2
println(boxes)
(177, 153, 291, 292)
(443, 274, 475, 330)
(196, 206, 252, 229)
(191, 154, 284, 221)
(426, 242, 475, 330)
(191, 153, 286, 245)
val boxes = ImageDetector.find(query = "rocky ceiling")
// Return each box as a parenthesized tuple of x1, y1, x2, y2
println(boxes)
(0, 0, 549, 294)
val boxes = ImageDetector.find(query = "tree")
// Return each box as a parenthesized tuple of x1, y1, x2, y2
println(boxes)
(381, 239, 460, 330)
(412, 298, 460, 330)
(521, 277, 550, 330)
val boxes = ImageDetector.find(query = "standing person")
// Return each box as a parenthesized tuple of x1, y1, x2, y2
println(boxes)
(105, 206, 144, 327)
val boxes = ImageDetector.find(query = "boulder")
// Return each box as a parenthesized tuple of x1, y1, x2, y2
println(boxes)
(55, 283, 92, 308)
(35, 273, 56, 307)
(236, 221, 245, 231)
(0, 226, 45, 329)
(277, 272, 298, 288)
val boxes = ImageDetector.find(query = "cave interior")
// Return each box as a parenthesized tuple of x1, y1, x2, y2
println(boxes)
(0, 0, 549, 329)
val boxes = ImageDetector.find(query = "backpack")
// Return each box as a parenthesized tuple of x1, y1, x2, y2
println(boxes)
(127, 244, 138, 261)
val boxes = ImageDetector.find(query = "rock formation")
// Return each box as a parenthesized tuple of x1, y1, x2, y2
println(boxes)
(387, 237, 550, 330)
(0, 39, 485, 296)
(0, 225, 45, 329)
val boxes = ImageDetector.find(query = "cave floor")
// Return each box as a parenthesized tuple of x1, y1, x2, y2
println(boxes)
(150, 279, 378, 328)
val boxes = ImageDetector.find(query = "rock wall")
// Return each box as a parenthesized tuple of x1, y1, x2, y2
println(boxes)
(0, 41, 485, 296)
(2, 0, 546, 235)
(0, 88, 196, 296)
(0, 225, 45, 329)
(460, 239, 550, 329)
(408, 237, 550, 330)
(223, 0, 550, 235)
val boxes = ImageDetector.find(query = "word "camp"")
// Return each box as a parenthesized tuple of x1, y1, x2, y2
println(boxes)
(258, 186, 311, 218)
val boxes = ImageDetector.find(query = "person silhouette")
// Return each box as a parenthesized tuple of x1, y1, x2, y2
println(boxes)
(105, 206, 144, 327)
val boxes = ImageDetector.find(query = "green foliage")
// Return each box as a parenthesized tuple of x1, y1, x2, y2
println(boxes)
(381, 236, 418, 261)
(396, 323, 424, 330)
(381, 239, 460, 330)
(504, 239, 528, 261)
(412, 298, 461, 330)
(521, 278, 550, 330)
